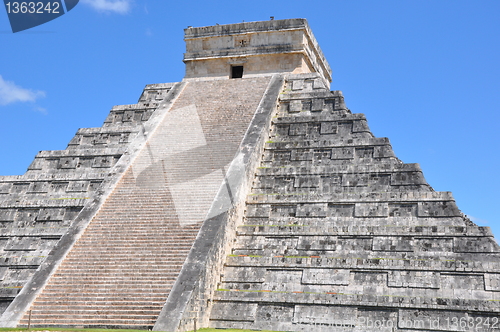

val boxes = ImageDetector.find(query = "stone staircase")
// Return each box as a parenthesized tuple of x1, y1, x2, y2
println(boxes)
(0, 83, 174, 315)
(17, 76, 272, 328)
(209, 73, 500, 331)
(18, 170, 200, 329)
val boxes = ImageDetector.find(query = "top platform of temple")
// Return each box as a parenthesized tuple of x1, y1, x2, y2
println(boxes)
(183, 18, 332, 88)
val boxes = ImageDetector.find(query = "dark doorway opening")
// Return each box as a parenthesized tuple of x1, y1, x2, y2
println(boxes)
(231, 66, 244, 79)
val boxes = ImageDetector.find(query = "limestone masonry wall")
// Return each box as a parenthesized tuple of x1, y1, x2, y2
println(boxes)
(208, 73, 500, 332)
(0, 83, 173, 318)
(8, 76, 272, 329)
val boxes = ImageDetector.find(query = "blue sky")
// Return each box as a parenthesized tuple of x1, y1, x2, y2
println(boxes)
(1, 1, 499, 237)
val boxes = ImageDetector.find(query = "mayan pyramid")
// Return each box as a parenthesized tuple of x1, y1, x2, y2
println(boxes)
(0, 18, 499, 332)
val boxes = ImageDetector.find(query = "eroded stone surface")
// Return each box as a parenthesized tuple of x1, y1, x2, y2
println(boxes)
(208, 74, 500, 331)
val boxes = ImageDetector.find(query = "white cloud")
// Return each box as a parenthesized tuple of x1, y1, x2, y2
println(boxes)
(81, 0, 131, 14)
(0, 75, 46, 106)
(34, 106, 48, 115)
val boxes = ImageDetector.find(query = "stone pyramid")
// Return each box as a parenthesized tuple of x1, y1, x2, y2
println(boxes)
(0, 18, 498, 332)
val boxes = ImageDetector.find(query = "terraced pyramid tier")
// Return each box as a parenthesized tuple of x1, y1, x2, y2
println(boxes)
(209, 73, 500, 332)
(15, 77, 273, 329)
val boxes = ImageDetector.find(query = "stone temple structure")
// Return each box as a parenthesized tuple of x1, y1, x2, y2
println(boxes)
(0, 18, 499, 331)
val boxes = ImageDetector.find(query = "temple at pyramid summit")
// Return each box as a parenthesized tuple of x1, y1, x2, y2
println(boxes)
(0, 18, 499, 331)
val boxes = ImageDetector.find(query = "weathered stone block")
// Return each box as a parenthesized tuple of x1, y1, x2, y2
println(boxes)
(291, 149, 313, 161)
(289, 123, 307, 136)
(302, 268, 350, 285)
(270, 204, 295, 218)
(27, 182, 49, 193)
(312, 149, 332, 161)
(343, 174, 370, 187)
(320, 175, 342, 192)
(354, 203, 388, 217)
(331, 147, 354, 159)
(91, 156, 114, 168)
(454, 237, 499, 253)
(4, 237, 39, 251)
(222, 267, 265, 283)
(355, 147, 374, 159)
(0, 209, 16, 222)
(311, 99, 324, 112)
(48, 181, 69, 193)
(373, 145, 396, 158)
(58, 157, 78, 169)
(418, 201, 461, 217)
(484, 273, 500, 291)
(15, 209, 39, 223)
(327, 204, 354, 217)
(372, 236, 413, 251)
(320, 122, 337, 134)
(263, 237, 299, 251)
(298, 236, 338, 251)
(389, 203, 417, 217)
(337, 121, 353, 134)
(388, 271, 440, 289)
(294, 176, 320, 188)
(263, 270, 303, 292)
(273, 150, 292, 161)
(392, 171, 426, 185)
(211, 302, 257, 321)
(36, 208, 65, 222)
(11, 183, 29, 194)
(66, 181, 89, 192)
(274, 176, 295, 191)
(289, 100, 302, 113)
(255, 304, 294, 324)
(292, 80, 304, 90)
(441, 274, 484, 290)
(296, 203, 328, 217)
(414, 238, 454, 252)
(293, 305, 357, 326)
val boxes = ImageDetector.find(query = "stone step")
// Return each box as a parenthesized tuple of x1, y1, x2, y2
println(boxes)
(72, 238, 195, 243)
(53, 264, 182, 269)
(59, 260, 185, 265)
(52, 273, 177, 279)
(45, 282, 175, 288)
(64, 251, 191, 256)
(28, 305, 163, 314)
(79, 228, 197, 233)
(21, 315, 158, 322)
(43, 284, 170, 290)
(47, 277, 176, 282)
(25, 309, 160, 316)
(31, 293, 168, 300)
(18, 317, 156, 327)
(31, 298, 166, 306)
(64, 249, 191, 254)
